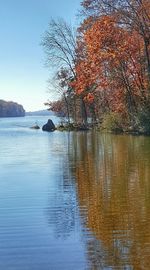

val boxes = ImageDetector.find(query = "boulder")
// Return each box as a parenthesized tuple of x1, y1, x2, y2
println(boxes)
(42, 119, 56, 132)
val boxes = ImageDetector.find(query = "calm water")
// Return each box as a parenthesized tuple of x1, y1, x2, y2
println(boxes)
(0, 116, 150, 270)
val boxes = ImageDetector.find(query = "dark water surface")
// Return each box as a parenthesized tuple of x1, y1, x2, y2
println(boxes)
(0, 116, 150, 269)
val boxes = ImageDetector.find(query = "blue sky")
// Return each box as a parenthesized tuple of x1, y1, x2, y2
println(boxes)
(0, 0, 81, 111)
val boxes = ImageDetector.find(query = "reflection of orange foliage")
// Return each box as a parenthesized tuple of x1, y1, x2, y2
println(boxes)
(73, 132, 150, 269)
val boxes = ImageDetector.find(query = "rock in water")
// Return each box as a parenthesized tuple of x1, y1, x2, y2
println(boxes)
(30, 124, 40, 130)
(42, 119, 56, 132)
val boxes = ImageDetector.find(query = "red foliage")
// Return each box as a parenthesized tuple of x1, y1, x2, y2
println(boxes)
(72, 13, 149, 115)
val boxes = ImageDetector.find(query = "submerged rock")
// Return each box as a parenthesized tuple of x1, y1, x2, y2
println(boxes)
(42, 119, 56, 132)
(30, 124, 40, 130)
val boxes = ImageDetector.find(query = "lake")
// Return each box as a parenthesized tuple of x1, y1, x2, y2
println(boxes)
(0, 116, 150, 269)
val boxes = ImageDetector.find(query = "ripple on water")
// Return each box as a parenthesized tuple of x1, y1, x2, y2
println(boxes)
(0, 118, 150, 269)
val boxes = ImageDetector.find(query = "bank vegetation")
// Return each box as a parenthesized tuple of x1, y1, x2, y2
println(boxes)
(42, 0, 150, 134)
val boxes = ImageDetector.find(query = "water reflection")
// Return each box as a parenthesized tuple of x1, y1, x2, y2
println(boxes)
(46, 133, 78, 240)
(65, 132, 150, 269)
(1, 118, 150, 269)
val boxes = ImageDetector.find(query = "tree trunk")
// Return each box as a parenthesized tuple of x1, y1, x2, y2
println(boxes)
(63, 94, 70, 124)
(144, 39, 150, 91)
(81, 97, 87, 125)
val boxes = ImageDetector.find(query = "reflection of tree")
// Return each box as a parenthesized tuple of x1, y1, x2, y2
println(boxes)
(46, 133, 80, 239)
(72, 132, 150, 269)
(46, 184, 77, 239)
(45, 132, 150, 268)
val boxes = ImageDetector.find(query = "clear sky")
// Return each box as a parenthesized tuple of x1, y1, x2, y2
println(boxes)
(0, 0, 81, 111)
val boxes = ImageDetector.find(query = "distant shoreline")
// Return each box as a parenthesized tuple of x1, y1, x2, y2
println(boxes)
(26, 109, 53, 117)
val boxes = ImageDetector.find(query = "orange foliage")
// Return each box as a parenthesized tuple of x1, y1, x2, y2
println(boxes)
(84, 93, 94, 103)
(73, 13, 149, 115)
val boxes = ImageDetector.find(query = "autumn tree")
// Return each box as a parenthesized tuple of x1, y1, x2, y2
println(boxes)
(46, 70, 73, 123)
(42, 18, 76, 75)
(81, 0, 150, 86)
(42, 18, 90, 125)
(42, 1, 150, 132)
(70, 0, 150, 130)
(42, 19, 77, 122)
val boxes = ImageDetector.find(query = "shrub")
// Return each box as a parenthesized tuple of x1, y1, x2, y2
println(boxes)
(137, 108, 150, 134)
(101, 112, 123, 133)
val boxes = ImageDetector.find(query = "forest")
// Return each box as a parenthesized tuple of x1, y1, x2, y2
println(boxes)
(42, 0, 150, 133)
(0, 100, 25, 118)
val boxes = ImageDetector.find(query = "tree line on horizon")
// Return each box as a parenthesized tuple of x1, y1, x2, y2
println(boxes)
(42, 0, 150, 133)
